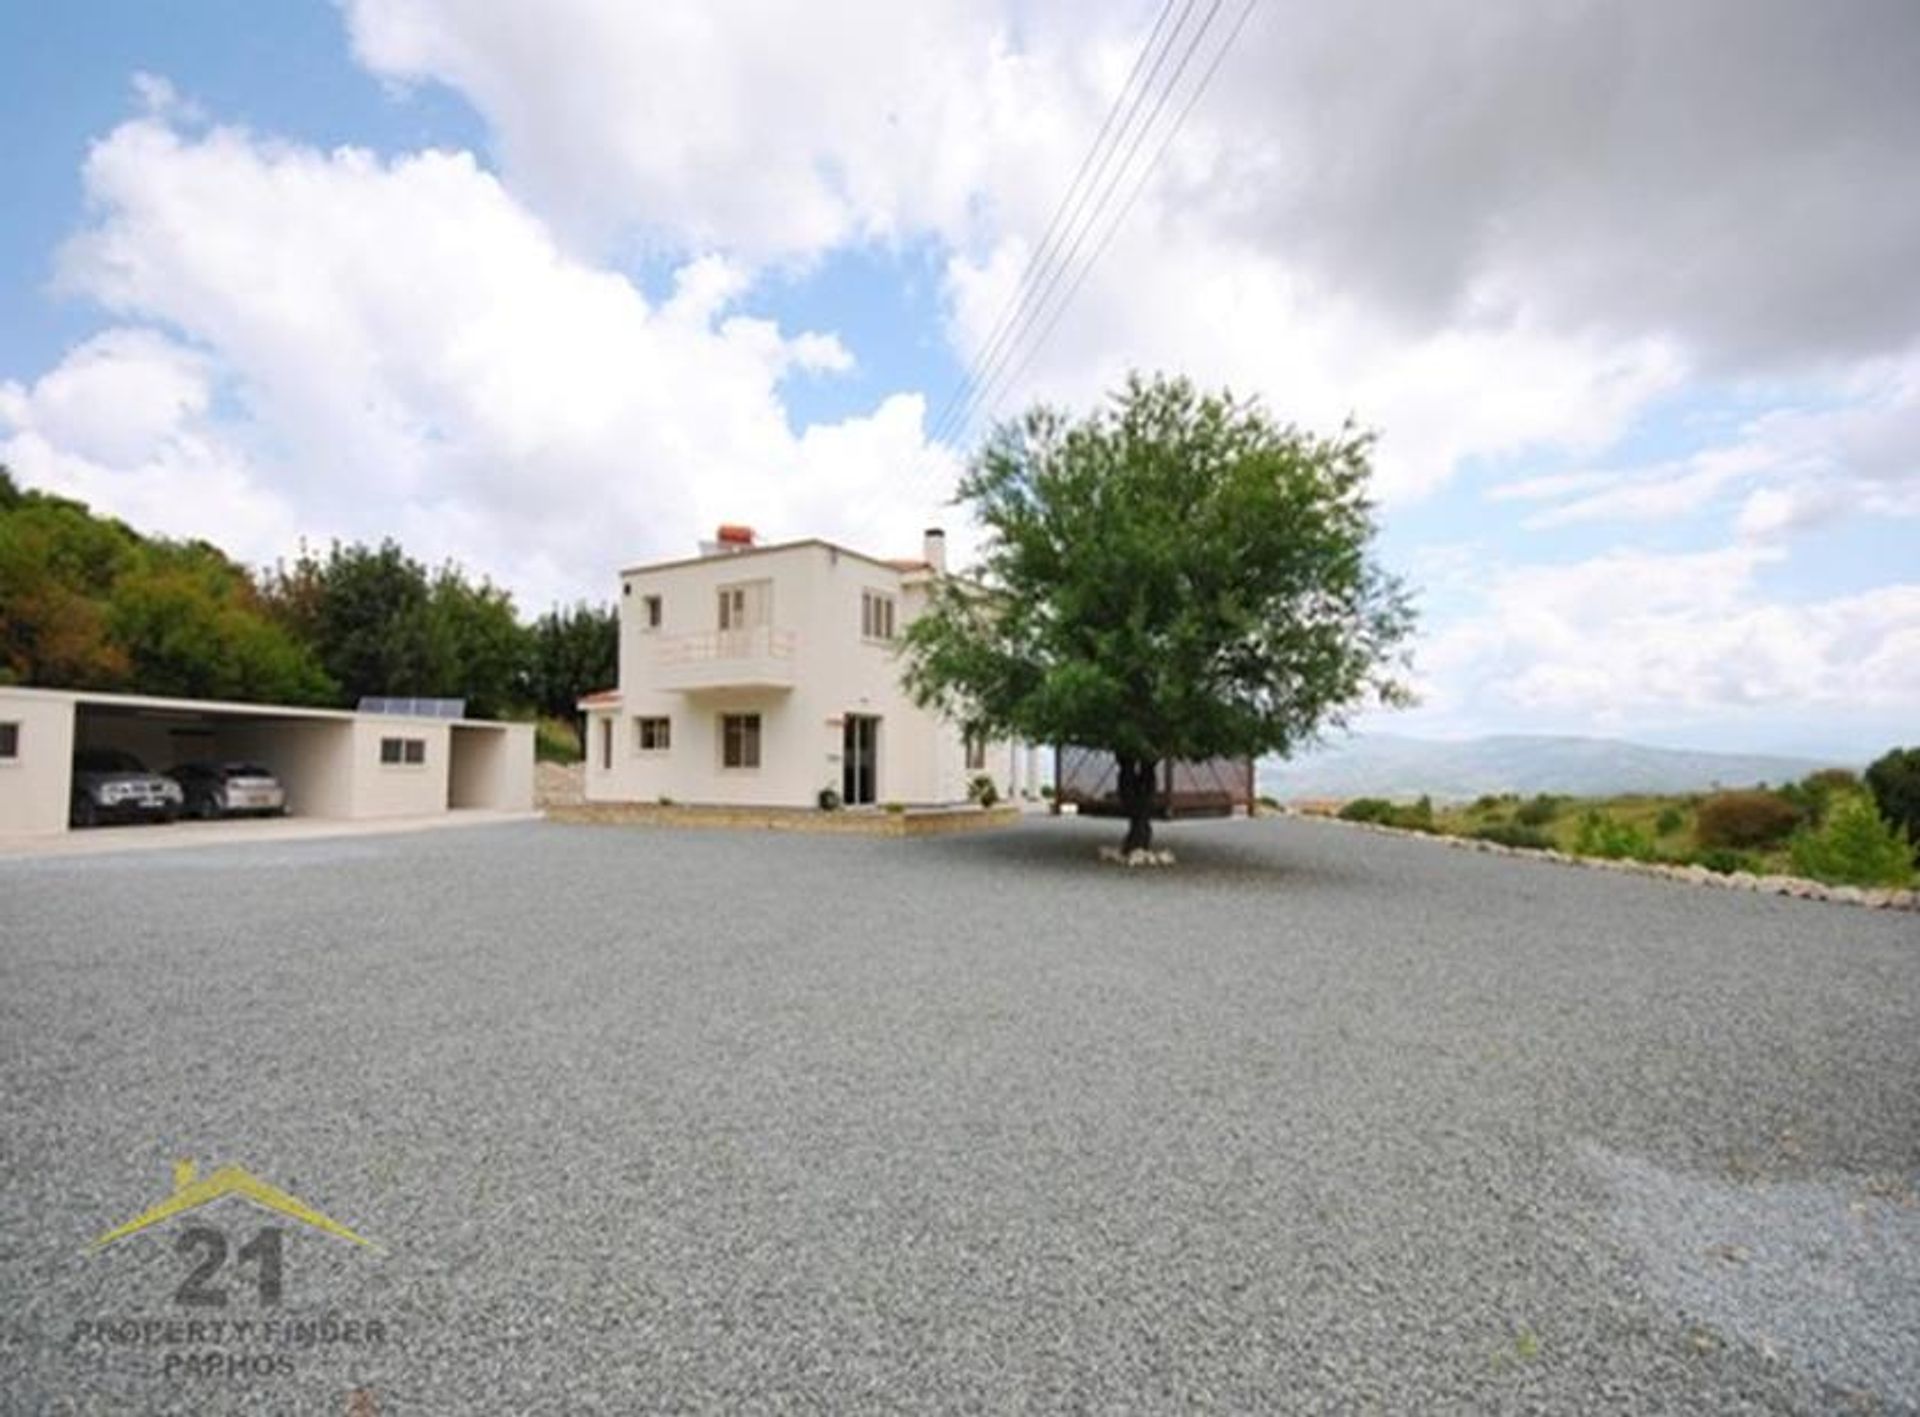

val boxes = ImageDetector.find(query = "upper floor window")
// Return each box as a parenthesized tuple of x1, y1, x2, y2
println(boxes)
(380, 736, 426, 766)
(861, 590, 896, 641)
(636, 716, 671, 752)
(0, 721, 19, 760)
(718, 579, 771, 631)
(642, 594, 662, 629)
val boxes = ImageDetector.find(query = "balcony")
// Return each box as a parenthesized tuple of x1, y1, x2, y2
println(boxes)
(651, 626, 798, 692)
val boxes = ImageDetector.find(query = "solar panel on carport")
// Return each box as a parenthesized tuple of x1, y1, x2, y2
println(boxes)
(356, 697, 467, 719)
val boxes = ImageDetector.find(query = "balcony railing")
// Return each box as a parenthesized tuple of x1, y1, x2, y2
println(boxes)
(651, 626, 797, 690)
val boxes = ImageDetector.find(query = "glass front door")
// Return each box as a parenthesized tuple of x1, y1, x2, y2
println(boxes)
(842, 715, 879, 806)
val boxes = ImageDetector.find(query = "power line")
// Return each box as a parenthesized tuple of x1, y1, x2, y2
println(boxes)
(943, 0, 1226, 443)
(927, 0, 1193, 448)
(962, 0, 1260, 436)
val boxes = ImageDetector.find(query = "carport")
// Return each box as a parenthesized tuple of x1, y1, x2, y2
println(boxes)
(0, 686, 534, 838)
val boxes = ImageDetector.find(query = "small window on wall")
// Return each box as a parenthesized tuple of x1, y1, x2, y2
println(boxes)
(0, 721, 19, 760)
(380, 736, 426, 766)
(965, 732, 987, 771)
(643, 595, 662, 629)
(720, 713, 760, 769)
(637, 716, 671, 751)
(861, 590, 896, 641)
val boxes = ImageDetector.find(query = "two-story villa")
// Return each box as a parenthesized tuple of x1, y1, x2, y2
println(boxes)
(580, 526, 1038, 809)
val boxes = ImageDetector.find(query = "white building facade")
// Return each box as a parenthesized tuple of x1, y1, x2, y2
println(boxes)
(581, 528, 1039, 809)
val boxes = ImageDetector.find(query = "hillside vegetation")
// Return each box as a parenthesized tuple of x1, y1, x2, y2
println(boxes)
(1318, 762, 1916, 890)
(0, 466, 611, 746)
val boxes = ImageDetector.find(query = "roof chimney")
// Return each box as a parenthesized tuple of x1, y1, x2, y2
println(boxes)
(923, 527, 946, 573)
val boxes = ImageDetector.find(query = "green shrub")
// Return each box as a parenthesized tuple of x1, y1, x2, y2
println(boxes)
(1691, 847, 1759, 876)
(1339, 797, 1396, 823)
(534, 716, 582, 763)
(1472, 823, 1552, 850)
(1865, 747, 1920, 841)
(967, 774, 1000, 808)
(1573, 811, 1657, 861)
(1514, 795, 1560, 827)
(1788, 796, 1915, 888)
(883, 801, 906, 814)
(1654, 806, 1685, 836)
(1695, 790, 1801, 849)
(1471, 794, 1507, 813)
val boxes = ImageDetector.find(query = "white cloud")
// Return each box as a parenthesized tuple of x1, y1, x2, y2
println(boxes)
(1405, 546, 1920, 746)
(0, 330, 298, 555)
(343, 0, 1061, 261)
(1485, 360, 1920, 538)
(30, 114, 958, 606)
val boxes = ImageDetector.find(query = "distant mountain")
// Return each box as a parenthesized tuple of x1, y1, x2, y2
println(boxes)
(1259, 734, 1842, 802)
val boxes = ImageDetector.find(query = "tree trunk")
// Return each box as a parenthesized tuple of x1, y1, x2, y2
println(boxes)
(1117, 757, 1156, 854)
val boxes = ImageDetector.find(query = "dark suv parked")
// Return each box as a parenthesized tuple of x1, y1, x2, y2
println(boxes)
(69, 749, 184, 827)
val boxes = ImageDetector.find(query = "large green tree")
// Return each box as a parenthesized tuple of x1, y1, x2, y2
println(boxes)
(521, 602, 619, 721)
(904, 374, 1415, 853)
(261, 540, 527, 717)
(1, 466, 335, 703)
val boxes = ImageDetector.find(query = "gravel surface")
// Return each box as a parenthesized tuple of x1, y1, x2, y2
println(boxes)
(1, 815, 1916, 1413)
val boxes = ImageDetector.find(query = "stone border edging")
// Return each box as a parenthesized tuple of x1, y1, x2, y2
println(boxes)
(1285, 811, 1919, 913)
(544, 802, 1022, 837)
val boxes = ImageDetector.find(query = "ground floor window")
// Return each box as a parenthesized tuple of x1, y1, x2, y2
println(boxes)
(0, 721, 17, 760)
(380, 736, 426, 766)
(964, 732, 987, 771)
(637, 716, 671, 752)
(720, 713, 761, 769)
(599, 718, 612, 771)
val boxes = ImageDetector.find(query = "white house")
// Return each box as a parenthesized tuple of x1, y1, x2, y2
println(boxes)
(580, 526, 1040, 809)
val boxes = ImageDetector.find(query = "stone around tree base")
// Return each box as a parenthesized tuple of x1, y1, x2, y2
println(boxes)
(1097, 845, 1178, 867)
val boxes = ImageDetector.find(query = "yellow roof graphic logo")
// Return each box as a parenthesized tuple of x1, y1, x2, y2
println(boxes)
(91, 1159, 380, 1251)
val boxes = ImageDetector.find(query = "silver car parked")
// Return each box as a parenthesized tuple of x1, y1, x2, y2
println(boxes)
(169, 761, 289, 819)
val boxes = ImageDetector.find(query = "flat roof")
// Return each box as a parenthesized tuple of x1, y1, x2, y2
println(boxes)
(620, 537, 915, 578)
(0, 684, 521, 731)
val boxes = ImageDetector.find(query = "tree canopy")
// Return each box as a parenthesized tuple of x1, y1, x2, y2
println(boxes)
(1, 468, 335, 704)
(904, 373, 1415, 851)
(1, 465, 613, 730)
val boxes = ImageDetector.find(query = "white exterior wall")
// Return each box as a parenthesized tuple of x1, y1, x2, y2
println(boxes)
(0, 688, 77, 836)
(349, 719, 452, 818)
(587, 541, 1017, 808)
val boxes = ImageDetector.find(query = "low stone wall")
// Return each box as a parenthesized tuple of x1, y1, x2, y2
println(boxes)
(1299, 812, 1919, 912)
(545, 801, 1023, 837)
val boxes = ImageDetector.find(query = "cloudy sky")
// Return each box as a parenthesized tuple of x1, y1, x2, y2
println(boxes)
(2, 1, 1915, 758)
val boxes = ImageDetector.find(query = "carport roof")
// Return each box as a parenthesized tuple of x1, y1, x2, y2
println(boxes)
(0, 684, 517, 730)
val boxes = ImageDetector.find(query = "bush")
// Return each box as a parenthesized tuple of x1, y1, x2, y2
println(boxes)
(817, 786, 842, 811)
(1789, 796, 1915, 888)
(534, 716, 582, 763)
(1691, 847, 1759, 876)
(1339, 797, 1396, 824)
(1695, 790, 1802, 849)
(968, 774, 1000, 808)
(1865, 747, 1920, 841)
(1654, 806, 1685, 836)
(1472, 823, 1551, 850)
(1573, 811, 1657, 861)
(1514, 795, 1561, 827)
(882, 801, 906, 814)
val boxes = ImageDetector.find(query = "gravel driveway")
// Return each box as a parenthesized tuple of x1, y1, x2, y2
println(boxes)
(2, 816, 1916, 1412)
